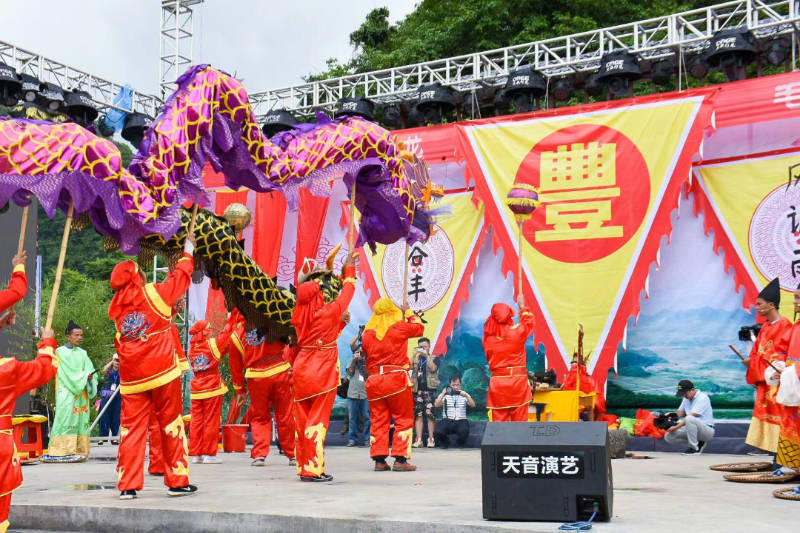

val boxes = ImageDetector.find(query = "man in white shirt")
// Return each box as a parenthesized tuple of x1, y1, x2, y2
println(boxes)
(433, 375, 475, 448)
(664, 379, 715, 455)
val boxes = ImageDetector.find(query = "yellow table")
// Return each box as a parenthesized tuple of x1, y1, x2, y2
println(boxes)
(527, 389, 596, 422)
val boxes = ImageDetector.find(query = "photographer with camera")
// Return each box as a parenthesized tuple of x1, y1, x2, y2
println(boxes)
(411, 337, 439, 448)
(664, 379, 715, 455)
(433, 374, 475, 448)
(345, 325, 370, 447)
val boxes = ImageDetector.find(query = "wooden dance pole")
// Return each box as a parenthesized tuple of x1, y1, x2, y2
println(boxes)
(348, 180, 357, 252)
(402, 242, 410, 308)
(17, 205, 29, 255)
(186, 204, 200, 241)
(44, 201, 74, 332)
(516, 216, 524, 302)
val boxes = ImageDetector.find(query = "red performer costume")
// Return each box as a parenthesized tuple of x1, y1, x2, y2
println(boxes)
(187, 317, 234, 461)
(291, 261, 356, 481)
(229, 310, 295, 465)
(1, 258, 58, 533)
(768, 314, 800, 477)
(482, 303, 534, 422)
(109, 246, 197, 499)
(361, 297, 424, 471)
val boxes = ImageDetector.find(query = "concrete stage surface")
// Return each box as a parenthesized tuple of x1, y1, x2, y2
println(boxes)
(8, 445, 797, 532)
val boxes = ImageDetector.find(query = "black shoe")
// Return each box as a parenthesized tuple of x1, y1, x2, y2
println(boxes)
(300, 473, 333, 482)
(149, 471, 165, 477)
(681, 447, 699, 455)
(119, 490, 137, 500)
(167, 484, 198, 497)
(698, 441, 708, 453)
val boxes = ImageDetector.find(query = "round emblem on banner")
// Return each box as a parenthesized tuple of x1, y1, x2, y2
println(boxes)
(749, 183, 800, 290)
(514, 124, 650, 263)
(381, 226, 455, 311)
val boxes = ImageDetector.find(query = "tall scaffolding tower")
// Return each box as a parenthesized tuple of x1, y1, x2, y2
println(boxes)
(159, 0, 204, 98)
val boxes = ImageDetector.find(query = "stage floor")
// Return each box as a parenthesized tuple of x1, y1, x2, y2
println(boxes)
(9, 444, 797, 532)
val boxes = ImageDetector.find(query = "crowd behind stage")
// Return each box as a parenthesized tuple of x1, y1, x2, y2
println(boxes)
(2, 249, 800, 530)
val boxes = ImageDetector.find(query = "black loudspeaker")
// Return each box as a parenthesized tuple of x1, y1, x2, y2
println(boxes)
(481, 422, 612, 522)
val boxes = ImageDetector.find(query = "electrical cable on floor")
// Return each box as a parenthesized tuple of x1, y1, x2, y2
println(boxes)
(558, 510, 597, 531)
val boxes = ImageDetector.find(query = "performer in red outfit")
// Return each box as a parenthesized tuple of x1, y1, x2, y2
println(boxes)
(743, 279, 792, 452)
(291, 256, 356, 482)
(229, 310, 296, 466)
(109, 236, 197, 500)
(482, 300, 535, 422)
(187, 317, 235, 463)
(1, 252, 59, 533)
(361, 297, 424, 472)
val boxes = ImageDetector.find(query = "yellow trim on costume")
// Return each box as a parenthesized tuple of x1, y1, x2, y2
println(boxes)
(179, 358, 190, 372)
(0, 358, 11, 367)
(342, 277, 356, 284)
(12, 264, 24, 274)
(39, 346, 55, 357)
(11, 415, 47, 425)
(487, 401, 531, 410)
(120, 365, 181, 394)
(245, 362, 290, 379)
(177, 255, 192, 263)
(231, 332, 245, 356)
(209, 338, 221, 360)
(190, 383, 228, 400)
(294, 384, 338, 402)
(0, 482, 21, 498)
(1, 518, 9, 533)
(143, 283, 171, 320)
(233, 384, 243, 391)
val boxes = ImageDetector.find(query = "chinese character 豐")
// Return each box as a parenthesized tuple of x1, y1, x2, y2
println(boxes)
(502, 456, 521, 474)
(534, 142, 623, 243)
(560, 455, 580, 475)
(542, 455, 560, 474)
(521, 455, 539, 475)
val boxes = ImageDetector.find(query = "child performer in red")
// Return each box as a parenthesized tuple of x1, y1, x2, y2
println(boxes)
(291, 254, 356, 482)
(361, 297, 424, 472)
(1, 252, 59, 533)
(229, 309, 296, 467)
(108, 236, 197, 500)
(482, 299, 535, 422)
(187, 315, 235, 464)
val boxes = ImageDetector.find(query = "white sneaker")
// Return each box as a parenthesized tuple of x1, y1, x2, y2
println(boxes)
(202, 455, 222, 464)
(251, 457, 266, 466)
(191, 456, 202, 464)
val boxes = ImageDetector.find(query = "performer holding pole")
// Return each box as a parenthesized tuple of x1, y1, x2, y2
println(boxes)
(1, 252, 58, 533)
(291, 252, 357, 482)
(108, 220, 198, 500)
(361, 297, 424, 471)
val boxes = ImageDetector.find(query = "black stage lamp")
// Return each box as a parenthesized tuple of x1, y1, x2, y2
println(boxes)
(36, 82, 65, 113)
(552, 77, 573, 102)
(65, 90, 98, 126)
(18, 74, 40, 104)
(706, 28, 756, 81)
(504, 66, 546, 113)
(334, 97, 375, 121)
(380, 104, 403, 129)
(493, 89, 511, 115)
(687, 53, 709, 79)
(260, 108, 297, 138)
(0, 62, 21, 107)
(596, 51, 641, 96)
(764, 37, 790, 67)
(121, 112, 152, 149)
(415, 82, 455, 124)
(583, 74, 604, 98)
(650, 59, 675, 86)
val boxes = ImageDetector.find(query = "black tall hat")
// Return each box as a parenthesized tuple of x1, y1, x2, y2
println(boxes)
(65, 320, 82, 335)
(758, 278, 780, 307)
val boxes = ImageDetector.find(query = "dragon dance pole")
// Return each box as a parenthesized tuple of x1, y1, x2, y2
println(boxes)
(44, 201, 74, 331)
(186, 204, 200, 240)
(17, 205, 29, 255)
(349, 180, 357, 253)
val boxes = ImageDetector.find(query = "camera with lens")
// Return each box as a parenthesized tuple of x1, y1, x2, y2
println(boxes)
(445, 386, 461, 396)
(653, 412, 679, 431)
(738, 324, 763, 342)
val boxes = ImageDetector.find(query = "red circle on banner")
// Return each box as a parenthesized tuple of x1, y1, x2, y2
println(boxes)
(515, 124, 650, 263)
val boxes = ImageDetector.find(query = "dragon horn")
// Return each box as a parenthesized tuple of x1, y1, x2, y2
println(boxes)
(326, 243, 343, 270)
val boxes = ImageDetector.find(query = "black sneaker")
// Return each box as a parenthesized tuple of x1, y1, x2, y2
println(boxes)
(698, 441, 708, 453)
(300, 473, 333, 482)
(119, 490, 137, 500)
(681, 447, 699, 455)
(167, 484, 198, 497)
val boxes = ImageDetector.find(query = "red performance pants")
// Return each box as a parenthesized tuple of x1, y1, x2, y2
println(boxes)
(189, 395, 222, 457)
(1, 493, 9, 533)
(490, 404, 529, 422)
(248, 372, 295, 460)
(369, 387, 414, 460)
(147, 412, 164, 475)
(293, 389, 336, 478)
(117, 379, 189, 490)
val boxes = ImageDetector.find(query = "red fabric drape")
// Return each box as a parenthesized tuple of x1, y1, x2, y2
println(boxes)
(252, 192, 287, 278)
(294, 188, 330, 283)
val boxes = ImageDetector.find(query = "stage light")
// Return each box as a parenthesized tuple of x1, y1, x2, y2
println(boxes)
(36, 82, 65, 113)
(706, 28, 756, 81)
(764, 37, 790, 66)
(596, 51, 641, 97)
(380, 104, 403, 129)
(687, 54, 709, 79)
(650, 59, 674, 86)
(493, 89, 511, 115)
(504, 66, 546, 112)
(415, 82, 455, 124)
(334, 97, 375, 121)
(121, 112, 152, 149)
(583, 74, 604, 98)
(552, 78, 573, 102)
(18, 74, 40, 103)
(260, 108, 297, 138)
(65, 90, 98, 126)
(0, 62, 21, 107)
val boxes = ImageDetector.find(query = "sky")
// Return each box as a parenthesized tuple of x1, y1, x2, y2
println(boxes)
(0, 0, 418, 97)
